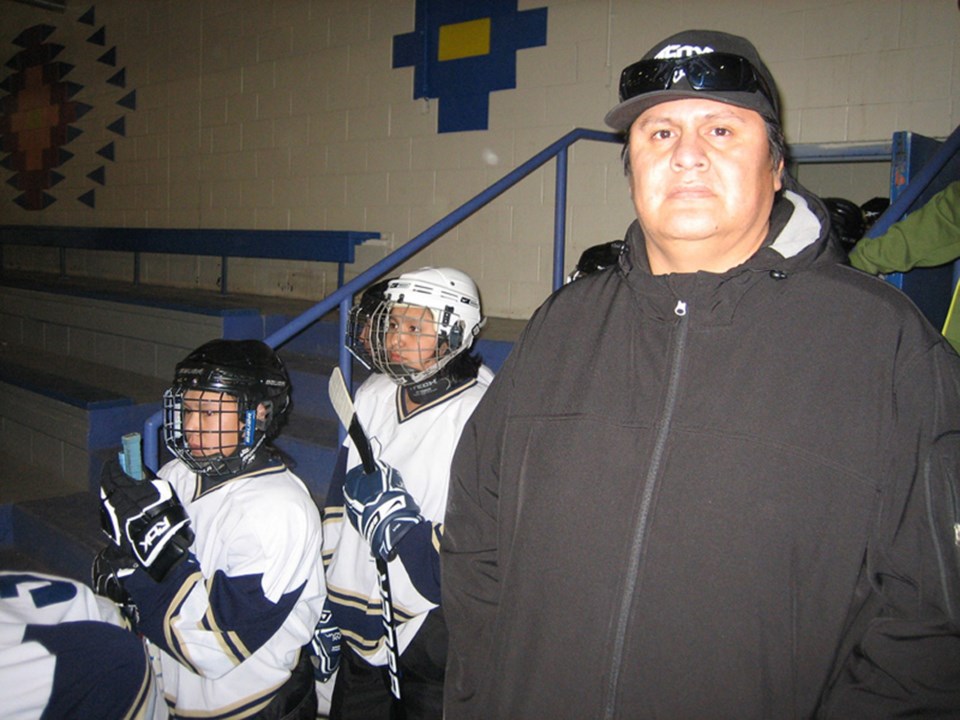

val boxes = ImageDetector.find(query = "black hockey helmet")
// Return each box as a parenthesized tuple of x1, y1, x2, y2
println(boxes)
(822, 197, 866, 251)
(163, 339, 290, 476)
(860, 196, 890, 231)
(566, 240, 625, 283)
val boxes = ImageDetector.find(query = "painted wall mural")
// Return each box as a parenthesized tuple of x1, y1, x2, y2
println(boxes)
(0, 6, 134, 210)
(393, 0, 548, 133)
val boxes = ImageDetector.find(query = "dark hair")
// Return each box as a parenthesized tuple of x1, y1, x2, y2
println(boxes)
(446, 349, 482, 383)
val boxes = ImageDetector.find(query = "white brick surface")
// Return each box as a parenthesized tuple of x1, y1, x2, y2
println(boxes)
(0, 0, 956, 319)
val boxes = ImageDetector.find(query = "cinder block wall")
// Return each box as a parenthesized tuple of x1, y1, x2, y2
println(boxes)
(1, 0, 957, 319)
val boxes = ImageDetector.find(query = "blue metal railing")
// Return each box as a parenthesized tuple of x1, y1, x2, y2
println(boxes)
(142, 127, 621, 470)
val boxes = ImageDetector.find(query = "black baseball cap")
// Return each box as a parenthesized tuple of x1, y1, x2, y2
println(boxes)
(604, 29, 781, 132)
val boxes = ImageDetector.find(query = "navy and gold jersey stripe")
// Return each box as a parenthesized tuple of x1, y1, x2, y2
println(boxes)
(165, 570, 204, 674)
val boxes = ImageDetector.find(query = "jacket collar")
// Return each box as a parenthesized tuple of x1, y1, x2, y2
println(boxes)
(619, 182, 834, 324)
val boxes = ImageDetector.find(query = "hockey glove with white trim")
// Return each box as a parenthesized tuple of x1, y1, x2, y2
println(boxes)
(100, 458, 195, 583)
(343, 462, 422, 562)
(310, 600, 341, 683)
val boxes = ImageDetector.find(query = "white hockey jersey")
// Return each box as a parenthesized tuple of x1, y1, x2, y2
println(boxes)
(323, 368, 492, 666)
(0, 570, 167, 720)
(124, 459, 326, 719)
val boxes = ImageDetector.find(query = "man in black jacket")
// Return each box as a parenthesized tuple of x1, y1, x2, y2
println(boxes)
(442, 29, 960, 719)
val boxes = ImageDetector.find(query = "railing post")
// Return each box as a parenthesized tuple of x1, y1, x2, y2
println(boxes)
(143, 411, 161, 473)
(337, 296, 353, 447)
(553, 147, 569, 291)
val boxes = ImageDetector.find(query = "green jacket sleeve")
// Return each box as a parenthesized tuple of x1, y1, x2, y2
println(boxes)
(848, 180, 960, 275)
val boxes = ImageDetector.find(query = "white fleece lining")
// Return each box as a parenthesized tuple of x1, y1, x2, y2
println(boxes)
(769, 189, 821, 259)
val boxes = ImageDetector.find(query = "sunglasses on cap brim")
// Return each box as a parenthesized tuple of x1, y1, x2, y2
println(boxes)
(619, 52, 775, 112)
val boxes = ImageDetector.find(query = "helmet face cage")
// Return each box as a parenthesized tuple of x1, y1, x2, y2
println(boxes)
(366, 301, 450, 384)
(354, 268, 484, 385)
(346, 301, 377, 370)
(163, 386, 262, 476)
(346, 278, 394, 370)
(366, 269, 483, 385)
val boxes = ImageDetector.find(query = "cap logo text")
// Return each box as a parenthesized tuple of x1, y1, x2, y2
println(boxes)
(654, 43, 715, 60)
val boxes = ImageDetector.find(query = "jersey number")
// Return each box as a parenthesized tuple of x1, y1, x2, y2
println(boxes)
(0, 573, 78, 608)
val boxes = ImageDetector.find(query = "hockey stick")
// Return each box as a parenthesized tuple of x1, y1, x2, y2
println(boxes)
(328, 367, 403, 702)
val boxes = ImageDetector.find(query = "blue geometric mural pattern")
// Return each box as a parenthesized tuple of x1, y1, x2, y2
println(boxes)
(393, 0, 547, 133)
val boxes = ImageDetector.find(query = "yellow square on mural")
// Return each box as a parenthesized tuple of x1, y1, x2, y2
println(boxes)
(437, 18, 491, 61)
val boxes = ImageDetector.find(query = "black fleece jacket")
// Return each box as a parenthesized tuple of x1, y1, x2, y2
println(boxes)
(442, 182, 960, 719)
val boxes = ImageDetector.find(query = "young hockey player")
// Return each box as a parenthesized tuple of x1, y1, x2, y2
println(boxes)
(96, 339, 326, 719)
(322, 267, 492, 719)
(0, 570, 168, 719)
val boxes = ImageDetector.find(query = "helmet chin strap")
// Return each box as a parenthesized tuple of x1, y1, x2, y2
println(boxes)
(197, 445, 272, 492)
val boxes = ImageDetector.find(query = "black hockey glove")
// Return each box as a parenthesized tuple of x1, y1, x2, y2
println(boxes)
(343, 462, 422, 562)
(99, 458, 195, 583)
(310, 600, 341, 683)
(91, 543, 140, 631)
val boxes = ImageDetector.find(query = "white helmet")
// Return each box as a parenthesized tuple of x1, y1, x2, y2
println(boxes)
(366, 267, 485, 385)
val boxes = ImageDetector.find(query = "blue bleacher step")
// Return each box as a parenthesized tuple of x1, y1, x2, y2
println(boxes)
(0, 344, 166, 496)
(0, 356, 131, 409)
(0, 270, 316, 318)
(9, 491, 104, 583)
(0, 272, 327, 372)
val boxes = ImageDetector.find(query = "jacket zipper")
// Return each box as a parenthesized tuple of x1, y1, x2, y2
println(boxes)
(603, 300, 689, 719)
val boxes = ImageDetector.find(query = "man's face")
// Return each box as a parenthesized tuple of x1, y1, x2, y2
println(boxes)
(182, 389, 242, 458)
(627, 97, 783, 274)
(385, 304, 440, 372)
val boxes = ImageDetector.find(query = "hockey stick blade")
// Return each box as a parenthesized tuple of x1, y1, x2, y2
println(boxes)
(327, 366, 403, 701)
(328, 367, 376, 474)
